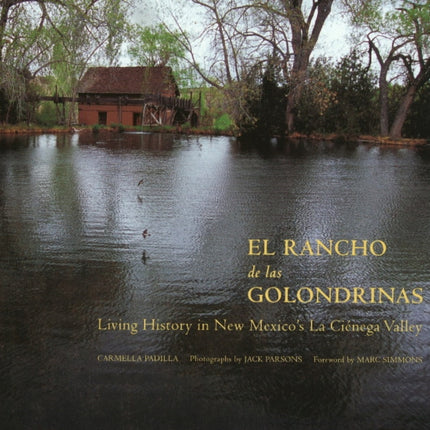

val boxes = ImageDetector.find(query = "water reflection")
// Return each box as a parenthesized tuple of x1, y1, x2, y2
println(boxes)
(0, 133, 429, 429)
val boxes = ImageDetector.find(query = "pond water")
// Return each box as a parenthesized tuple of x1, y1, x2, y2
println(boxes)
(1, 132, 429, 429)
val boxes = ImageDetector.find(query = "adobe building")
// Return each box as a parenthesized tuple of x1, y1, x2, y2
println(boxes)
(77, 66, 184, 126)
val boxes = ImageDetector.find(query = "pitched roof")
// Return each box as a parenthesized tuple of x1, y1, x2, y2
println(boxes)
(77, 66, 179, 96)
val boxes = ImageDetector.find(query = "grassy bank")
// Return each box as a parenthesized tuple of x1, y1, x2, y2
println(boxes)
(1, 123, 428, 147)
(0, 124, 71, 134)
(288, 132, 429, 147)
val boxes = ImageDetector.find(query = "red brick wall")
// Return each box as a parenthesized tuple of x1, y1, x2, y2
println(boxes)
(78, 103, 175, 126)
(78, 104, 144, 126)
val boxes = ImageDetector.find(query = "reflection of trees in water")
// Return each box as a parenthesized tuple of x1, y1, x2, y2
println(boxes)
(77, 130, 177, 151)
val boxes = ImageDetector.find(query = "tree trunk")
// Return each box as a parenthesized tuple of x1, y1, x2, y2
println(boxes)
(389, 85, 417, 138)
(286, 96, 295, 134)
(0, 2, 11, 62)
(286, 68, 307, 134)
(285, 0, 333, 134)
(215, 10, 232, 84)
(378, 66, 390, 136)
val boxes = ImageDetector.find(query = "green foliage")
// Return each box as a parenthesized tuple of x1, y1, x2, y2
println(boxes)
(0, 87, 14, 123)
(0, 0, 129, 125)
(202, 59, 287, 138)
(196, 89, 209, 119)
(346, 0, 384, 29)
(295, 58, 337, 134)
(326, 51, 378, 134)
(35, 102, 58, 127)
(128, 23, 197, 88)
(403, 82, 430, 138)
(0, 65, 41, 124)
(344, 0, 430, 137)
(0, 65, 26, 123)
(213, 113, 233, 132)
(192, 86, 236, 128)
(295, 53, 379, 135)
(109, 123, 126, 132)
(128, 23, 185, 67)
(248, 60, 287, 138)
(197, 87, 223, 126)
(395, 1, 430, 39)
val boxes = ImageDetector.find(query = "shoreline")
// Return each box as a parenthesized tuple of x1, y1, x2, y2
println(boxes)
(0, 125, 428, 147)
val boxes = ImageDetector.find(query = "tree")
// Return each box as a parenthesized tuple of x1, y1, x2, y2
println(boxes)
(295, 57, 337, 134)
(0, 0, 130, 124)
(159, 0, 256, 89)
(344, 0, 430, 138)
(127, 23, 198, 88)
(389, 2, 430, 138)
(160, 0, 335, 135)
(245, 57, 286, 138)
(326, 50, 378, 134)
(249, 0, 334, 133)
(154, 0, 268, 133)
(128, 23, 185, 68)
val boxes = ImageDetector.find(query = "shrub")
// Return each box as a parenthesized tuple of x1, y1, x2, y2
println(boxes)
(214, 113, 233, 132)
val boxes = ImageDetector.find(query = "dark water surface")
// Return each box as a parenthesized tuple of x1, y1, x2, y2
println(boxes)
(1, 132, 429, 429)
